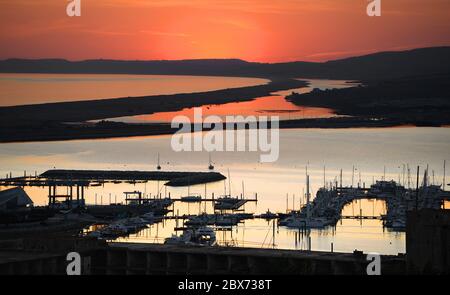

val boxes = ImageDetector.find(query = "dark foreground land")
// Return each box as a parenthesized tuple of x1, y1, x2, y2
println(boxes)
(0, 238, 406, 275)
(0, 47, 449, 143)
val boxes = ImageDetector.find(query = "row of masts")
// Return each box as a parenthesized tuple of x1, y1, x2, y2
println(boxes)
(321, 160, 448, 190)
(285, 160, 448, 213)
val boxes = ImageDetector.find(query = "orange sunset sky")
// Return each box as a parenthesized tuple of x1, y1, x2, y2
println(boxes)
(0, 0, 449, 62)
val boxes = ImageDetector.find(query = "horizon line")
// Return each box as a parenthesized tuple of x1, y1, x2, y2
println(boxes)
(1, 46, 449, 65)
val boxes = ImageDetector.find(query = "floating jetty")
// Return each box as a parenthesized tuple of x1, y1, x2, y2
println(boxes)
(40, 169, 226, 187)
(0, 169, 226, 188)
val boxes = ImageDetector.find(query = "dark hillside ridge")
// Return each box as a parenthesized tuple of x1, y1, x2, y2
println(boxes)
(1, 47, 449, 80)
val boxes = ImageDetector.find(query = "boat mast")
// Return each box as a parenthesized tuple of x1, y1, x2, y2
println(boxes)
(157, 153, 161, 170)
(286, 193, 289, 213)
(352, 165, 355, 187)
(402, 164, 406, 186)
(415, 166, 420, 210)
(306, 174, 311, 221)
(444, 160, 446, 191)
(223, 179, 227, 196)
(323, 165, 326, 189)
(208, 153, 214, 170)
(292, 194, 295, 211)
(407, 164, 411, 189)
(228, 169, 231, 197)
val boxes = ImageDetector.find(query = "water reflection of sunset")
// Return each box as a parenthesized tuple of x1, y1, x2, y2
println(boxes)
(102, 78, 356, 123)
(116, 95, 336, 123)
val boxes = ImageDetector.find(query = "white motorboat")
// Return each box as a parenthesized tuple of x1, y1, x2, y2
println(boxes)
(164, 227, 217, 246)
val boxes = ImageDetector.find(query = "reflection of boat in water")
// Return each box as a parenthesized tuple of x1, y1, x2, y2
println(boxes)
(280, 211, 332, 228)
(285, 216, 331, 228)
(165, 227, 216, 246)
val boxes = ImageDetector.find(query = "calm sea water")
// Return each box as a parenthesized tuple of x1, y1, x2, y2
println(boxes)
(0, 73, 268, 106)
(102, 78, 358, 123)
(1, 127, 449, 254)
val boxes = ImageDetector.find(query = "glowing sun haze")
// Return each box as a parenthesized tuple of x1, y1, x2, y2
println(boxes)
(0, 0, 449, 62)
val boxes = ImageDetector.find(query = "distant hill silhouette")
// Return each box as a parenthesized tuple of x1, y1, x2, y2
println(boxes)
(1, 47, 449, 80)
